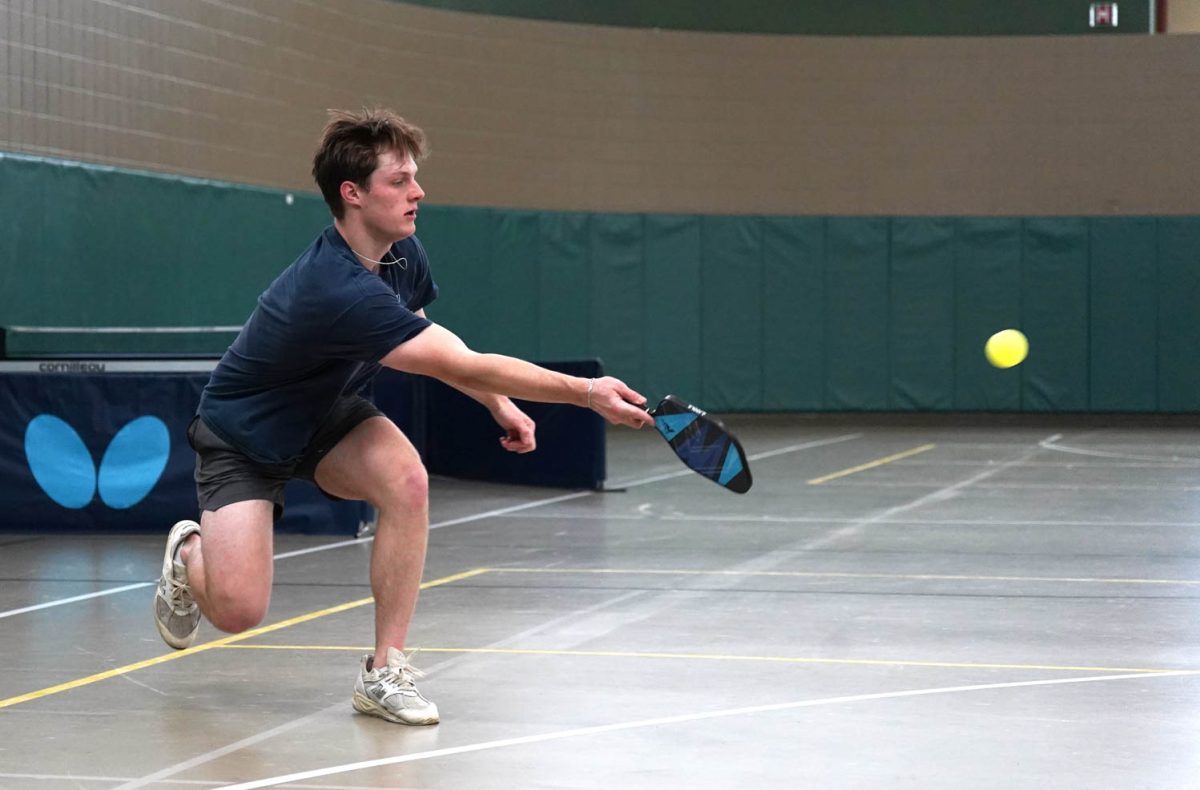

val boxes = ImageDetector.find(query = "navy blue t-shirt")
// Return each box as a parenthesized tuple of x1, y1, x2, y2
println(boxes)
(198, 226, 437, 465)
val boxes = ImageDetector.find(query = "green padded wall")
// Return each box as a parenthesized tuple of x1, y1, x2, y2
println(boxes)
(825, 218, 890, 409)
(1090, 218, 1158, 410)
(701, 217, 764, 410)
(763, 218, 825, 410)
(490, 211, 541, 361)
(642, 215, 703, 404)
(891, 218, 956, 410)
(0, 153, 330, 355)
(431, 211, 1200, 414)
(3, 153, 1196, 413)
(1023, 218, 1090, 411)
(589, 214, 646, 398)
(409, 205, 494, 349)
(1158, 218, 1200, 411)
(954, 219, 1023, 410)
(539, 213, 590, 361)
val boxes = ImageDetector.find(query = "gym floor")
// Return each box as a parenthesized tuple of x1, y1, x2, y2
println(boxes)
(2, 414, 1199, 789)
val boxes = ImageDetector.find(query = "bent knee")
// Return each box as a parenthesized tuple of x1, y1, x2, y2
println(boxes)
(380, 462, 428, 512)
(206, 594, 269, 634)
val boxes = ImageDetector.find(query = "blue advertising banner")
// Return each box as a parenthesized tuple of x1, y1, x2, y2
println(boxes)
(1, 359, 606, 534)
(0, 361, 369, 535)
(387, 360, 605, 490)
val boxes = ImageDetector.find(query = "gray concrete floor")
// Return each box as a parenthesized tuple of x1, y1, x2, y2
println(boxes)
(2, 414, 1199, 789)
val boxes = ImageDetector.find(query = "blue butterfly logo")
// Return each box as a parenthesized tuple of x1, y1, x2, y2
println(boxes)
(24, 415, 171, 509)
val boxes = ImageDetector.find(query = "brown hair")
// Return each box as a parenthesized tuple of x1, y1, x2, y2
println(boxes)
(311, 108, 428, 219)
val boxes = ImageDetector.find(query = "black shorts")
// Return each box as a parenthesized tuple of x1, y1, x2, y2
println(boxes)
(187, 396, 385, 520)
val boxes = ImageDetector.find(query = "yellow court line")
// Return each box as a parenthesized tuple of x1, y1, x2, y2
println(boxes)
(215, 643, 1196, 676)
(807, 443, 937, 484)
(0, 567, 490, 711)
(483, 567, 1200, 586)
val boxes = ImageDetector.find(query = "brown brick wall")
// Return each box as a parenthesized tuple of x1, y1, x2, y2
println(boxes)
(3, 0, 1198, 214)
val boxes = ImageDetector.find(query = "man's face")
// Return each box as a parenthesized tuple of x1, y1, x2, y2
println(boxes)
(357, 149, 424, 240)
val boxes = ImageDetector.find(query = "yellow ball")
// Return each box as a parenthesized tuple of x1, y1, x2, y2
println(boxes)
(985, 329, 1028, 369)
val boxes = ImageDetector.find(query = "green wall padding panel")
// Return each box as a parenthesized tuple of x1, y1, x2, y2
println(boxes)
(1090, 218, 1157, 410)
(825, 218, 889, 409)
(701, 217, 763, 410)
(0, 159, 19, 307)
(1, 155, 329, 355)
(1158, 218, 1200, 411)
(890, 218, 955, 410)
(642, 215, 702, 404)
(538, 213, 591, 361)
(5, 153, 1197, 414)
(763, 217, 825, 410)
(489, 211, 541, 360)
(412, 206, 494, 349)
(954, 218, 1022, 410)
(589, 214, 646, 386)
(1023, 218, 1089, 411)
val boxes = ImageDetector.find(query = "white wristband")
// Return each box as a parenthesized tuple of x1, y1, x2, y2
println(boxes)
(586, 378, 595, 409)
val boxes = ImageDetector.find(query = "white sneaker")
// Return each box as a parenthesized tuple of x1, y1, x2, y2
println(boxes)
(353, 647, 440, 725)
(153, 519, 201, 649)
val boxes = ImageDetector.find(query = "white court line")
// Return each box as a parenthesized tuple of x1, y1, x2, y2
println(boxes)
(0, 774, 389, 789)
(0, 774, 220, 786)
(0, 582, 154, 620)
(1040, 434, 1200, 465)
(423, 490, 594, 529)
(890, 459, 1200, 470)
(271, 490, 596, 561)
(221, 670, 1199, 790)
(96, 435, 859, 787)
(0, 494, 586, 621)
(113, 591, 651, 789)
(110, 707, 347, 790)
(490, 511, 1200, 529)
(607, 433, 861, 490)
(0, 435, 854, 621)
(788, 438, 1045, 557)
(811, 479, 1200, 492)
(487, 566, 1200, 587)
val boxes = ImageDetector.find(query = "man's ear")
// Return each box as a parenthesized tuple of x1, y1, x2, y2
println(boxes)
(340, 180, 365, 209)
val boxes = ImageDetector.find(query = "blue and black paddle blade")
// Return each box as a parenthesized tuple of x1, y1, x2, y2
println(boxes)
(648, 395, 752, 494)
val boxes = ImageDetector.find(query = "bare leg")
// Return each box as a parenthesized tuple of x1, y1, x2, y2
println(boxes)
(314, 416, 428, 668)
(180, 499, 275, 633)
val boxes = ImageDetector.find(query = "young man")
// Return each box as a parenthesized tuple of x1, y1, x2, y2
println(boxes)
(153, 108, 654, 725)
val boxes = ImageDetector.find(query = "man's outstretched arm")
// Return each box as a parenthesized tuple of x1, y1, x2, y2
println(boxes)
(380, 323, 653, 429)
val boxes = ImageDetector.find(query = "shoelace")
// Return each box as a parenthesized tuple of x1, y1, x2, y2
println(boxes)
(162, 566, 196, 613)
(374, 654, 426, 700)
